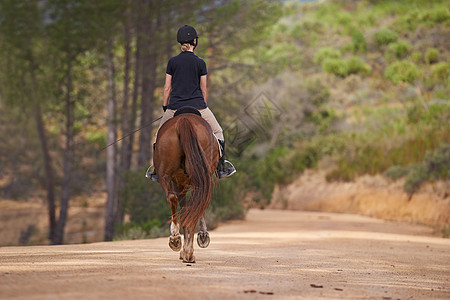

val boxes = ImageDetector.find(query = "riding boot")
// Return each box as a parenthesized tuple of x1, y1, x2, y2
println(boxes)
(217, 140, 236, 179)
(149, 143, 158, 182)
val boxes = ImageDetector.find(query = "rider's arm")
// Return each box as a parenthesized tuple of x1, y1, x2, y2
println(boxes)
(200, 75, 208, 104)
(163, 74, 172, 107)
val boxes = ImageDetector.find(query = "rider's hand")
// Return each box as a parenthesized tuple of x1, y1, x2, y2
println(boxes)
(163, 105, 168, 112)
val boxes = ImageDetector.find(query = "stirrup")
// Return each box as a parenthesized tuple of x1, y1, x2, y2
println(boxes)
(145, 165, 158, 182)
(145, 165, 153, 178)
(219, 160, 236, 179)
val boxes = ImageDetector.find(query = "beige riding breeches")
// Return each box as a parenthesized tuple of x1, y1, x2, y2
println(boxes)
(155, 107, 224, 142)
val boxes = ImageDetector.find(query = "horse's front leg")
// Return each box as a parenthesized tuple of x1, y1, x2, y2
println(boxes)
(197, 215, 210, 248)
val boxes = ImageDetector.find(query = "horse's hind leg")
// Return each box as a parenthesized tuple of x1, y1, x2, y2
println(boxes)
(181, 225, 196, 263)
(197, 215, 210, 248)
(167, 191, 182, 251)
(161, 177, 181, 252)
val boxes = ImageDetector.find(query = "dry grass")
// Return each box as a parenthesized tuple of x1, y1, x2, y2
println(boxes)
(270, 170, 449, 234)
(0, 193, 106, 246)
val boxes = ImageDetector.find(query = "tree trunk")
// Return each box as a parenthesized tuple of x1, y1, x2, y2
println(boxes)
(53, 54, 74, 245)
(137, 0, 156, 166)
(125, 0, 142, 171)
(116, 1, 133, 226)
(105, 37, 118, 241)
(33, 100, 56, 241)
(27, 50, 57, 241)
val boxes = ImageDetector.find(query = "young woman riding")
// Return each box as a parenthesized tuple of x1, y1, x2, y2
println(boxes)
(149, 25, 236, 181)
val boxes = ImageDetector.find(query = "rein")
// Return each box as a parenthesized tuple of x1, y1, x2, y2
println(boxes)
(101, 116, 162, 151)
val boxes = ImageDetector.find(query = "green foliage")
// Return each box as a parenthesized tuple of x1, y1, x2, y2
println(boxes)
(385, 40, 412, 62)
(322, 56, 371, 78)
(322, 58, 349, 77)
(350, 29, 367, 53)
(392, 5, 449, 32)
(346, 56, 372, 76)
(326, 103, 449, 182)
(119, 168, 169, 227)
(430, 61, 450, 83)
(209, 173, 246, 227)
(425, 48, 439, 64)
(85, 131, 106, 148)
(404, 144, 450, 196)
(385, 60, 421, 84)
(442, 225, 450, 238)
(411, 51, 422, 64)
(419, 7, 450, 24)
(313, 47, 341, 65)
(372, 28, 398, 47)
(384, 165, 411, 180)
(114, 219, 168, 240)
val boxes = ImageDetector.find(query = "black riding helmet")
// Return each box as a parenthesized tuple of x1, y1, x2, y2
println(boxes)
(177, 25, 198, 48)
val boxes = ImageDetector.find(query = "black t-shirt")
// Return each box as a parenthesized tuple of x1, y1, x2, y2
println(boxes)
(166, 51, 207, 110)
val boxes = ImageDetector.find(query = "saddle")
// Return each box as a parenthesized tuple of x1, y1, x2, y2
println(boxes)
(174, 106, 201, 117)
(174, 106, 222, 157)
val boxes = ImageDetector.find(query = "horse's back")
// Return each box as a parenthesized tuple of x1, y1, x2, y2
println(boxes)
(154, 114, 218, 176)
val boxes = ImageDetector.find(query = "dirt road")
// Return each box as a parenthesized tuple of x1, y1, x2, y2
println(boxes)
(1, 209, 449, 299)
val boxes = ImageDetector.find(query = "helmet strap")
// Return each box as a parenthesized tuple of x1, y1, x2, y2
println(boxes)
(190, 38, 198, 50)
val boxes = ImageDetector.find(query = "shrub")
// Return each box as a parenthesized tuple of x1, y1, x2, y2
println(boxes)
(373, 28, 398, 47)
(85, 131, 106, 148)
(404, 144, 450, 196)
(425, 48, 439, 64)
(322, 58, 348, 77)
(430, 61, 449, 82)
(350, 29, 367, 53)
(411, 51, 422, 64)
(420, 7, 450, 24)
(384, 165, 411, 180)
(322, 57, 371, 78)
(313, 47, 341, 65)
(385, 40, 412, 61)
(346, 56, 372, 76)
(385, 60, 421, 84)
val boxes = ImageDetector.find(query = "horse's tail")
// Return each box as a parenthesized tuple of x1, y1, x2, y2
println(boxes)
(177, 117, 212, 229)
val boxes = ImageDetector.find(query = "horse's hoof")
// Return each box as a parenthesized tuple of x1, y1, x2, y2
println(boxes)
(183, 255, 196, 264)
(169, 235, 182, 252)
(197, 231, 210, 248)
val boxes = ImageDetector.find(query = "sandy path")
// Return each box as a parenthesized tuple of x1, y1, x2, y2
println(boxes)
(1, 209, 449, 299)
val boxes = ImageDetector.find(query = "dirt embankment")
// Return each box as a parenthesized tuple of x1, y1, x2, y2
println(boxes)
(270, 170, 450, 232)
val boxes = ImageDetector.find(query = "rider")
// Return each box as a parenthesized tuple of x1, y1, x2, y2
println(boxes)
(149, 25, 236, 181)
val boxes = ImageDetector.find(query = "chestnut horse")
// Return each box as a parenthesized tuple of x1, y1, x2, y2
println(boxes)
(153, 112, 219, 263)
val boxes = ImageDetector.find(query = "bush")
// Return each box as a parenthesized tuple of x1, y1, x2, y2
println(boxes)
(373, 28, 398, 47)
(420, 7, 450, 24)
(405, 144, 449, 196)
(430, 61, 449, 82)
(425, 48, 439, 64)
(346, 56, 372, 76)
(322, 58, 348, 77)
(350, 29, 367, 53)
(385, 60, 421, 84)
(119, 168, 168, 226)
(384, 165, 411, 180)
(385, 40, 412, 61)
(322, 57, 371, 78)
(411, 51, 422, 64)
(313, 47, 341, 65)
